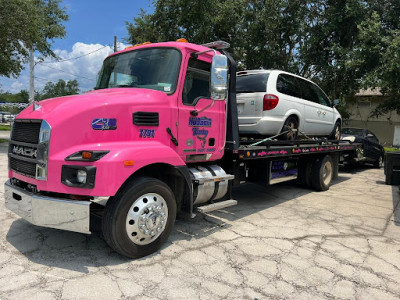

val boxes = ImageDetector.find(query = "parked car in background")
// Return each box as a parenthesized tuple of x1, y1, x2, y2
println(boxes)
(236, 70, 342, 140)
(5, 114, 15, 122)
(1, 112, 12, 123)
(341, 127, 384, 168)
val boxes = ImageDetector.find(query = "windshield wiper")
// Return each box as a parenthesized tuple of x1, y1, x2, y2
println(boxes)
(115, 84, 133, 88)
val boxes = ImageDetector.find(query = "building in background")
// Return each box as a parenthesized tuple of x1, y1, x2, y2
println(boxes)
(344, 88, 399, 145)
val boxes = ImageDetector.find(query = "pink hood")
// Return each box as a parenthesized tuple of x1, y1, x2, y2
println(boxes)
(17, 88, 175, 155)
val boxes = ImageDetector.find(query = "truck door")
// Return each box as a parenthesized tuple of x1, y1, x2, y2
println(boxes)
(177, 56, 226, 162)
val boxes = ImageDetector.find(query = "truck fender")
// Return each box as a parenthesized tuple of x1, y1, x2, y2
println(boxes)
(102, 141, 194, 213)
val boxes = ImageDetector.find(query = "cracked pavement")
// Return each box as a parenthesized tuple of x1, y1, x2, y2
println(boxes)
(1, 141, 400, 300)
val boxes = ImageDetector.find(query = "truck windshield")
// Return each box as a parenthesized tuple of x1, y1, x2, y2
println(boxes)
(95, 48, 181, 93)
(236, 73, 270, 93)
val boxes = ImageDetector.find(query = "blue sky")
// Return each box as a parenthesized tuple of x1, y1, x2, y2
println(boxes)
(0, 0, 154, 93)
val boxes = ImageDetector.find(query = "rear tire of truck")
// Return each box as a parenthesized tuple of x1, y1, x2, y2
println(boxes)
(311, 155, 333, 191)
(297, 158, 312, 188)
(102, 177, 177, 258)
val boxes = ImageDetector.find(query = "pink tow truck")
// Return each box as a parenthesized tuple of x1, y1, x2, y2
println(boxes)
(5, 40, 359, 258)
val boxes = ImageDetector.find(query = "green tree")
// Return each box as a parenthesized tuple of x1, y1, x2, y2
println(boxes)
(126, 0, 248, 66)
(0, 90, 29, 103)
(0, 0, 68, 78)
(37, 79, 80, 100)
(354, 3, 400, 117)
(126, 0, 400, 115)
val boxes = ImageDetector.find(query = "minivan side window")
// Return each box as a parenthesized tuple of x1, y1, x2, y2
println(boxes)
(236, 73, 269, 93)
(310, 84, 331, 107)
(298, 79, 319, 103)
(296, 78, 332, 107)
(182, 58, 211, 106)
(276, 74, 302, 99)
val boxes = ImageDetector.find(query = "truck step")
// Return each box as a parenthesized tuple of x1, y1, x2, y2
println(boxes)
(196, 199, 238, 214)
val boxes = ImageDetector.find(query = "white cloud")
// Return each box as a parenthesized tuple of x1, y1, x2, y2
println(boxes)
(35, 42, 115, 92)
(0, 41, 127, 94)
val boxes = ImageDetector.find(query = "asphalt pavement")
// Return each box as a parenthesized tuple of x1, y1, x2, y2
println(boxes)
(0, 141, 399, 299)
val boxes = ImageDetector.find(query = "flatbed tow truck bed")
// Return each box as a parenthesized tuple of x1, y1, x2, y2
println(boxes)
(234, 139, 359, 161)
(221, 139, 361, 193)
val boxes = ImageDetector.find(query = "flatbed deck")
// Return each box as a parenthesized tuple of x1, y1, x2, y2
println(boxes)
(234, 139, 360, 160)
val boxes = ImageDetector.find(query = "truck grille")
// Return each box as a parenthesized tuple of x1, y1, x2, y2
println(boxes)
(11, 120, 42, 144)
(9, 157, 37, 178)
(9, 119, 42, 178)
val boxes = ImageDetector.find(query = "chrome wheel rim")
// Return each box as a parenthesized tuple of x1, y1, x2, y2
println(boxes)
(126, 193, 168, 245)
(286, 121, 297, 140)
(322, 161, 333, 186)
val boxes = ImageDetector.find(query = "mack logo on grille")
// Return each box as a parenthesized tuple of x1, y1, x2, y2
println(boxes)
(12, 145, 37, 158)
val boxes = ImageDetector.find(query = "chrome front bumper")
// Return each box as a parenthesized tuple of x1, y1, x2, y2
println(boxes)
(4, 180, 91, 234)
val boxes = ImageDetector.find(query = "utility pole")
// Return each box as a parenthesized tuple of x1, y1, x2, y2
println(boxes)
(113, 36, 117, 86)
(29, 49, 34, 101)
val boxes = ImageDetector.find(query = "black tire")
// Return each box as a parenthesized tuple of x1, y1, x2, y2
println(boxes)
(311, 155, 334, 191)
(297, 158, 312, 188)
(102, 177, 177, 258)
(374, 155, 384, 169)
(280, 116, 299, 140)
(329, 121, 341, 140)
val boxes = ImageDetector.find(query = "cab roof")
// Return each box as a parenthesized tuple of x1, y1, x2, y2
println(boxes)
(107, 41, 223, 59)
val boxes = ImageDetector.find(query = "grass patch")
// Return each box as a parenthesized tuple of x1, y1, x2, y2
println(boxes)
(0, 139, 8, 143)
(0, 124, 11, 131)
(385, 147, 400, 152)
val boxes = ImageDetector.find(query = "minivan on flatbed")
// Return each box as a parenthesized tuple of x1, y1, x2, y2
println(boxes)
(236, 70, 342, 140)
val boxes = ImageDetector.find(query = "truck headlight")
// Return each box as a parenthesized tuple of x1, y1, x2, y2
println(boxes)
(76, 170, 87, 184)
(61, 166, 96, 188)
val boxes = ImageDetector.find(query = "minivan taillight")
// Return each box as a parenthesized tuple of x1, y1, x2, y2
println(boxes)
(263, 94, 279, 110)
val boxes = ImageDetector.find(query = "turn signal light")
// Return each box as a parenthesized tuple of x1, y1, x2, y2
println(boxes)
(263, 94, 279, 111)
(124, 160, 135, 166)
(81, 151, 93, 160)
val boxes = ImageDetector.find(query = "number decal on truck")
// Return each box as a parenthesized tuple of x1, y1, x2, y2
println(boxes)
(139, 129, 155, 138)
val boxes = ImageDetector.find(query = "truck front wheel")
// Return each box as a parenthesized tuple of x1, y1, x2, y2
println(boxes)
(102, 177, 177, 258)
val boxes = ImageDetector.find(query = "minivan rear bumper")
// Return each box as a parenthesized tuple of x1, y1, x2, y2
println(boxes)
(238, 116, 283, 135)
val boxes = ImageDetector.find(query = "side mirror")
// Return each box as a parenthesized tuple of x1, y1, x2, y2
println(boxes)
(210, 54, 229, 101)
(333, 99, 340, 107)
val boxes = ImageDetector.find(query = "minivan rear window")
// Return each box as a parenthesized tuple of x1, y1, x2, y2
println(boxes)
(236, 73, 269, 93)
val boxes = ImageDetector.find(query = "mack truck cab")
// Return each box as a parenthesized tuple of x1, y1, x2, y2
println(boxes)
(5, 40, 237, 258)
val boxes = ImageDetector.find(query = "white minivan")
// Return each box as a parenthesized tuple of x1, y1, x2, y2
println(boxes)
(236, 70, 342, 140)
